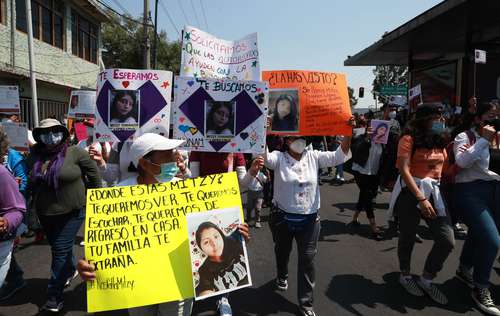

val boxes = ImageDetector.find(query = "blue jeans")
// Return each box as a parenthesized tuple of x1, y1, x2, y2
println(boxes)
(39, 209, 84, 302)
(456, 180, 500, 288)
(335, 164, 344, 178)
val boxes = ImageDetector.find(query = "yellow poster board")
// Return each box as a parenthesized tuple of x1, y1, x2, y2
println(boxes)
(84, 172, 243, 312)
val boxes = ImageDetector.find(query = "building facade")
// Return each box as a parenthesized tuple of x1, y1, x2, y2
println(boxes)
(0, 0, 108, 126)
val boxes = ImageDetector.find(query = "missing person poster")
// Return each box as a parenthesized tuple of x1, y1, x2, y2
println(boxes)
(173, 76, 268, 153)
(370, 119, 390, 144)
(67, 90, 96, 118)
(84, 172, 244, 312)
(1, 122, 29, 152)
(262, 70, 352, 136)
(187, 207, 251, 301)
(0, 86, 20, 114)
(180, 26, 260, 81)
(94, 69, 172, 143)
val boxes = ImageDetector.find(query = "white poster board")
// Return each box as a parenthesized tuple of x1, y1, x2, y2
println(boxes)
(0, 86, 20, 114)
(68, 90, 96, 118)
(2, 122, 29, 152)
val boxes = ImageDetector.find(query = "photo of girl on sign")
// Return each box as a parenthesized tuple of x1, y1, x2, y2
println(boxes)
(370, 119, 390, 144)
(108, 90, 140, 129)
(269, 89, 299, 132)
(205, 101, 235, 137)
(187, 208, 251, 300)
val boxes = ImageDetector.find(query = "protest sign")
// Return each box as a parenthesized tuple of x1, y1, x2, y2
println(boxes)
(409, 84, 423, 111)
(262, 70, 352, 136)
(0, 86, 20, 114)
(94, 69, 172, 143)
(68, 90, 96, 118)
(187, 207, 251, 301)
(1, 122, 29, 152)
(84, 172, 244, 312)
(173, 76, 268, 153)
(74, 122, 88, 142)
(370, 120, 390, 144)
(180, 26, 260, 81)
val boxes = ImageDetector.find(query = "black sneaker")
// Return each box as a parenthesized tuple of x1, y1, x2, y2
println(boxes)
(299, 308, 316, 316)
(347, 220, 361, 228)
(415, 233, 423, 243)
(372, 231, 384, 241)
(472, 287, 500, 316)
(276, 278, 288, 291)
(40, 299, 63, 313)
(0, 279, 26, 301)
(456, 266, 474, 289)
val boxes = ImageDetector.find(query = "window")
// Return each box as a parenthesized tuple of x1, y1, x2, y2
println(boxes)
(71, 11, 97, 63)
(16, 0, 64, 49)
(0, 0, 5, 24)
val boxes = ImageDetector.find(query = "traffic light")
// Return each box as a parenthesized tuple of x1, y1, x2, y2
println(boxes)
(359, 87, 365, 98)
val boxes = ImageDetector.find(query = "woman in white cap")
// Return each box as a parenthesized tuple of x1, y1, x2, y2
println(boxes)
(77, 133, 250, 316)
(27, 118, 101, 312)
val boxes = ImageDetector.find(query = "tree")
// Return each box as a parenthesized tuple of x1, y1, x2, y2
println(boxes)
(101, 12, 181, 74)
(372, 65, 408, 104)
(348, 86, 358, 108)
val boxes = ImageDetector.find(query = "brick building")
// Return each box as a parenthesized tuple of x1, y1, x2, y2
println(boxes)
(0, 0, 108, 127)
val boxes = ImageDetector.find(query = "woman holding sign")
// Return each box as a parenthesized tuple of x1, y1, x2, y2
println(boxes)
(77, 133, 251, 316)
(28, 119, 102, 312)
(264, 117, 354, 316)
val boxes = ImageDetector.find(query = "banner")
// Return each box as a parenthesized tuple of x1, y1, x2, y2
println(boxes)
(68, 90, 96, 118)
(187, 207, 251, 301)
(180, 26, 260, 81)
(84, 172, 244, 312)
(1, 122, 29, 152)
(95, 69, 172, 143)
(173, 77, 268, 153)
(262, 70, 352, 136)
(0, 86, 20, 114)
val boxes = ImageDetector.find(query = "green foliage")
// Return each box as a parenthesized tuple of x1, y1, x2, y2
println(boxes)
(101, 12, 181, 73)
(372, 65, 408, 103)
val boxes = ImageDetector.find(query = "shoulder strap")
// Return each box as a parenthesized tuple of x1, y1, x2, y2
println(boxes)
(465, 130, 476, 145)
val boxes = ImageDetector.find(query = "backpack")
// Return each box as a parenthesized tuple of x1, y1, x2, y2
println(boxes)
(441, 130, 476, 184)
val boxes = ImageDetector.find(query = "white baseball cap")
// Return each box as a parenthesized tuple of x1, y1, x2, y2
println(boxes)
(130, 133, 185, 167)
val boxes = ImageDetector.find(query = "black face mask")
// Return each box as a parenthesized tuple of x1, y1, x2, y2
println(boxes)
(484, 119, 500, 131)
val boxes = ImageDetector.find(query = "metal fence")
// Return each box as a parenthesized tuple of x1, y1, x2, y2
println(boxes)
(20, 98, 67, 129)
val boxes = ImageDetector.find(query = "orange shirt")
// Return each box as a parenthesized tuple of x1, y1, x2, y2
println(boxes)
(396, 135, 447, 180)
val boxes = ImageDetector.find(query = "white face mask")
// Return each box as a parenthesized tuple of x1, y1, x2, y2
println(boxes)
(289, 138, 307, 154)
(389, 111, 397, 119)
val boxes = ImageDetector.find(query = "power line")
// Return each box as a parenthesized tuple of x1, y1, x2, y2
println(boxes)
(176, 0, 190, 25)
(109, 0, 132, 17)
(95, 0, 153, 27)
(158, 0, 181, 37)
(199, 0, 209, 31)
(189, 0, 201, 27)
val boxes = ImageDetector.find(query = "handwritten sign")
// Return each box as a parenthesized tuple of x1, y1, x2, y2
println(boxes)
(262, 70, 352, 136)
(1, 122, 29, 152)
(0, 86, 20, 114)
(68, 90, 96, 119)
(84, 172, 244, 312)
(181, 26, 260, 81)
(95, 69, 172, 143)
(173, 76, 268, 153)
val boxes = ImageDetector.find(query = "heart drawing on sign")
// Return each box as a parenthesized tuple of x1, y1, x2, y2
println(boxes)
(179, 125, 190, 133)
(179, 117, 185, 123)
(230, 143, 237, 147)
(189, 127, 198, 135)
(122, 81, 130, 88)
(240, 132, 249, 140)
(187, 80, 195, 87)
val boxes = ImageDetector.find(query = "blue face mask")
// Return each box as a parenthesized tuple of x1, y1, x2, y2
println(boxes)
(154, 162, 179, 183)
(431, 121, 446, 134)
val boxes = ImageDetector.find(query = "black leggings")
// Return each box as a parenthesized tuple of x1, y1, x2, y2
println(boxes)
(353, 172, 379, 219)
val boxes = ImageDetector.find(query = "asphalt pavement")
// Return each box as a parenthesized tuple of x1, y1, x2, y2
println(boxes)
(1, 173, 499, 315)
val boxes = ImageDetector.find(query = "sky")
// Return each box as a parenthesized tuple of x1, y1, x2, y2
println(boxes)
(109, 0, 443, 109)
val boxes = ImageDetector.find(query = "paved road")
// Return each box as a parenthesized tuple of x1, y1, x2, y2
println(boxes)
(1, 174, 499, 315)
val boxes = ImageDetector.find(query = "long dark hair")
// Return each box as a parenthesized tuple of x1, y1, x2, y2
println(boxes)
(373, 122, 389, 140)
(272, 94, 298, 130)
(206, 102, 233, 134)
(403, 106, 448, 150)
(110, 90, 138, 123)
(195, 221, 242, 262)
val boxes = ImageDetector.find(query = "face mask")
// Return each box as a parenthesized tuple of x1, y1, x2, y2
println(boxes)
(153, 162, 179, 183)
(431, 121, 446, 134)
(40, 132, 64, 146)
(389, 111, 397, 119)
(289, 138, 307, 154)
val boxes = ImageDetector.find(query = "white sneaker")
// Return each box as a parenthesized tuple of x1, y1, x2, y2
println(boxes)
(472, 288, 500, 316)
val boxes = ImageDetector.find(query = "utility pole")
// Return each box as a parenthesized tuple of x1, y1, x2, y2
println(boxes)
(143, 0, 151, 69)
(26, 0, 39, 127)
(153, 0, 159, 69)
